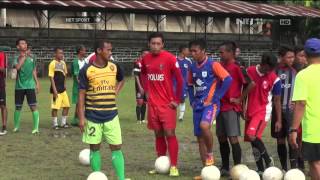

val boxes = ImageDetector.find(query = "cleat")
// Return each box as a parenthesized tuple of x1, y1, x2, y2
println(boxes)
(169, 166, 179, 177)
(205, 155, 214, 166)
(220, 168, 229, 176)
(13, 128, 19, 132)
(142, 120, 147, 123)
(148, 169, 157, 175)
(32, 129, 39, 135)
(60, 123, 71, 129)
(137, 121, 142, 124)
(179, 119, 183, 122)
(193, 175, 202, 180)
(52, 125, 59, 130)
(0, 130, 7, 136)
(265, 157, 274, 168)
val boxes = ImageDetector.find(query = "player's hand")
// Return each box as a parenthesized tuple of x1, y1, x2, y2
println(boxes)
(241, 112, 247, 121)
(79, 120, 85, 133)
(18, 53, 27, 62)
(275, 121, 282, 132)
(169, 101, 178, 109)
(230, 97, 241, 104)
(53, 92, 58, 100)
(289, 132, 299, 149)
(139, 88, 144, 95)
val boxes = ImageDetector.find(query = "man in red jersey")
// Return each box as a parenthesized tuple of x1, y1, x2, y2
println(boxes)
(140, 32, 183, 177)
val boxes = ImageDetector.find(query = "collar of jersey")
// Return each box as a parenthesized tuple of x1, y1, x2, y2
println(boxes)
(196, 56, 208, 68)
(92, 61, 108, 68)
(256, 65, 265, 77)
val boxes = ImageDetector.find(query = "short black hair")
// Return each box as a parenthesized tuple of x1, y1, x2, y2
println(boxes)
(189, 39, 207, 50)
(148, 32, 164, 43)
(294, 45, 304, 55)
(94, 40, 112, 54)
(278, 45, 294, 57)
(54, 47, 63, 52)
(219, 41, 237, 54)
(261, 52, 278, 68)
(178, 44, 188, 53)
(16, 38, 27, 46)
(76, 45, 85, 54)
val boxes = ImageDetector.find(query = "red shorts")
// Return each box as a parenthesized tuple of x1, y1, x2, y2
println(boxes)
(244, 114, 267, 142)
(147, 104, 177, 130)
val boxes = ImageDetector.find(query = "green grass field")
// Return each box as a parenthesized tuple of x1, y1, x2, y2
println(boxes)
(0, 78, 308, 180)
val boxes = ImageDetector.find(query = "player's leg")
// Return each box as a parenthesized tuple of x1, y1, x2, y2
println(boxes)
(178, 98, 186, 122)
(26, 89, 39, 134)
(0, 89, 7, 134)
(104, 116, 126, 180)
(135, 97, 143, 124)
(60, 91, 70, 128)
(51, 92, 62, 129)
(225, 111, 242, 166)
(83, 120, 103, 171)
(141, 101, 146, 123)
(13, 89, 25, 132)
(216, 112, 230, 173)
(309, 161, 320, 179)
(71, 89, 79, 126)
(297, 126, 305, 170)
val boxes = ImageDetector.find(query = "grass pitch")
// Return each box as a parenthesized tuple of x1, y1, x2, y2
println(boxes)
(0, 78, 307, 180)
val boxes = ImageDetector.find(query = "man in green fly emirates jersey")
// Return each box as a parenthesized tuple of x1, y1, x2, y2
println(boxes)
(78, 40, 129, 180)
(71, 45, 86, 126)
(13, 38, 40, 134)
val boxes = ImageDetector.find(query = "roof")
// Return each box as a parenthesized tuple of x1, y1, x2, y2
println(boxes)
(1, 0, 320, 18)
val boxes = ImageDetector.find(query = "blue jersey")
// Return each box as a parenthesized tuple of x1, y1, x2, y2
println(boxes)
(188, 57, 232, 105)
(177, 57, 192, 84)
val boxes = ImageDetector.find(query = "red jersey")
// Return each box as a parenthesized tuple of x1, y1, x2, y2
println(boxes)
(141, 50, 183, 106)
(0, 51, 6, 88)
(220, 61, 247, 112)
(246, 65, 281, 121)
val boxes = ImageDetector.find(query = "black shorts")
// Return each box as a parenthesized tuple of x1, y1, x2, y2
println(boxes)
(271, 109, 293, 138)
(302, 141, 320, 161)
(0, 89, 5, 106)
(216, 110, 241, 137)
(15, 89, 37, 107)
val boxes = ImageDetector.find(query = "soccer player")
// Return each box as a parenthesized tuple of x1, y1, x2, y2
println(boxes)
(293, 45, 308, 72)
(13, 38, 40, 134)
(289, 38, 320, 180)
(71, 45, 86, 126)
(140, 32, 183, 177)
(78, 40, 127, 180)
(49, 47, 70, 129)
(245, 53, 282, 174)
(217, 41, 252, 175)
(133, 49, 149, 124)
(0, 50, 7, 135)
(187, 39, 232, 179)
(270, 46, 298, 171)
(176, 44, 191, 122)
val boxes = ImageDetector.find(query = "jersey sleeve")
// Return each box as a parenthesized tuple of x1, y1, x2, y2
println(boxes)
(64, 61, 68, 75)
(48, 61, 55, 78)
(72, 59, 79, 76)
(272, 78, 282, 96)
(116, 63, 124, 82)
(78, 65, 89, 90)
(133, 61, 141, 76)
(0, 52, 6, 69)
(212, 62, 230, 80)
(292, 72, 307, 101)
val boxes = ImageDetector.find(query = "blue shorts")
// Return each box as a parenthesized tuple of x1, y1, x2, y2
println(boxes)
(193, 103, 220, 136)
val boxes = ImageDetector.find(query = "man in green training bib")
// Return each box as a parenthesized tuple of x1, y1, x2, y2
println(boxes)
(13, 38, 40, 134)
(78, 40, 128, 180)
(71, 45, 86, 126)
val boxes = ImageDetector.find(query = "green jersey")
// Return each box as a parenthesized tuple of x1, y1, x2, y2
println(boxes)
(14, 55, 36, 89)
(71, 57, 85, 104)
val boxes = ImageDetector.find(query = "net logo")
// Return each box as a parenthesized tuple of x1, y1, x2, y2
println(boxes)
(280, 19, 291, 26)
(148, 74, 164, 81)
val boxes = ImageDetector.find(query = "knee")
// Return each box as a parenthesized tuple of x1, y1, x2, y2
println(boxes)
(229, 136, 239, 144)
(154, 130, 165, 137)
(200, 122, 210, 131)
(277, 138, 286, 144)
(90, 144, 101, 151)
(110, 144, 122, 151)
(30, 105, 37, 111)
(164, 129, 176, 137)
(248, 135, 256, 142)
(15, 106, 22, 111)
(218, 136, 228, 143)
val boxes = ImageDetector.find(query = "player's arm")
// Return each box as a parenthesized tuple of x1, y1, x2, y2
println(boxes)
(231, 68, 255, 104)
(272, 79, 282, 132)
(212, 62, 232, 100)
(115, 63, 125, 95)
(15, 52, 27, 70)
(133, 62, 144, 94)
(78, 66, 89, 133)
(172, 60, 184, 107)
(187, 69, 195, 106)
(33, 67, 40, 94)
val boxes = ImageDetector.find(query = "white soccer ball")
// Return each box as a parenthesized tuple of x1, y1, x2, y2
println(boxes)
(284, 169, 305, 180)
(79, 148, 90, 165)
(263, 166, 283, 180)
(201, 165, 221, 180)
(87, 171, 108, 180)
(155, 156, 170, 174)
(239, 169, 260, 180)
(230, 164, 250, 180)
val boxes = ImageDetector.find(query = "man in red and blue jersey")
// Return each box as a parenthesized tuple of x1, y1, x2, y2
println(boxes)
(140, 32, 183, 177)
(176, 44, 191, 122)
(0, 51, 7, 135)
(271, 45, 299, 171)
(187, 39, 232, 179)
(245, 53, 282, 174)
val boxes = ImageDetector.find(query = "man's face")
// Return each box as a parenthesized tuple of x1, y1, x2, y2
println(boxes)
(259, 64, 274, 74)
(296, 50, 307, 65)
(55, 49, 64, 61)
(190, 45, 205, 62)
(79, 48, 86, 57)
(98, 43, 112, 62)
(281, 51, 295, 67)
(17, 40, 28, 52)
(182, 48, 190, 57)
(219, 46, 234, 62)
(149, 37, 164, 55)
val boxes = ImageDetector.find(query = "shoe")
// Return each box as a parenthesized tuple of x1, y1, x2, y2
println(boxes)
(169, 166, 179, 177)
(137, 121, 142, 124)
(32, 129, 39, 135)
(179, 118, 183, 122)
(148, 169, 157, 175)
(220, 168, 229, 177)
(0, 130, 7, 136)
(52, 125, 59, 130)
(265, 156, 274, 168)
(256, 170, 263, 177)
(193, 175, 202, 180)
(60, 123, 71, 128)
(142, 120, 147, 123)
(205, 155, 214, 166)
(13, 128, 19, 132)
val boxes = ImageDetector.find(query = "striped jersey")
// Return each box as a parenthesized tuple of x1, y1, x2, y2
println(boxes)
(78, 62, 124, 123)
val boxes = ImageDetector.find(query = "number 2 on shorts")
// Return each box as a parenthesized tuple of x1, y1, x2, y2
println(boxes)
(89, 126, 96, 136)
